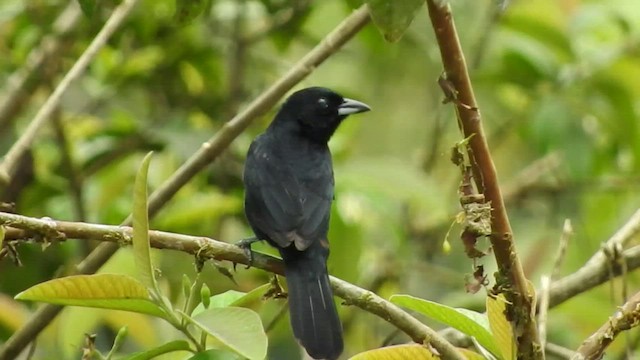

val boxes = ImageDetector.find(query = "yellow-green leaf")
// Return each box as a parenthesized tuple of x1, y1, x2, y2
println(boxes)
(15, 274, 165, 317)
(349, 344, 439, 359)
(487, 294, 515, 360)
(390, 295, 502, 358)
(133, 152, 156, 291)
(457, 348, 486, 360)
(185, 307, 267, 360)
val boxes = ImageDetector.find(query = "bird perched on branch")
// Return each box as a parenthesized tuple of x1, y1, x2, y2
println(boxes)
(242, 87, 370, 359)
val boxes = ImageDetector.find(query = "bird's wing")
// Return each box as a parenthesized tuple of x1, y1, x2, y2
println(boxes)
(244, 138, 333, 250)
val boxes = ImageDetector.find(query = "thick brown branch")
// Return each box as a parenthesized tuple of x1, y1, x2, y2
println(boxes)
(1, 212, 464, 360)
(425, 0, 541, 357)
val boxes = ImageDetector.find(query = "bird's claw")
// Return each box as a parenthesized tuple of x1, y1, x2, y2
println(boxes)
(235, 236, 259, 269)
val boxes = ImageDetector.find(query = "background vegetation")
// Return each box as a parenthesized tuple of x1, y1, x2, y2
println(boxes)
(1, 0, 639, 359)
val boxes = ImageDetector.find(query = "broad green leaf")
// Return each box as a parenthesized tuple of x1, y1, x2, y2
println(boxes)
(121, 340, 192, 360)
(192, 284, 270, 316)
(349, 344, 439, 359)
(186, 349, 243, 360)
(366, 0, 424, 42)
(15, 274, 165, 317)
(390, 295, 502, 358)
(132, 152, 156, 291)
(487, 294, 515, 360)
(185, 307, 267, 360)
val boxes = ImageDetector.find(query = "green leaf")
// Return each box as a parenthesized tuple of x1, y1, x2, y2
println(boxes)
(390, 295, 502, 358)
(366, 0, 424, 42)
(15, 274, 165, 317)
(185, 307, 268, 360)
(227, 283, 270, 307)
(349, 344, 438, 359)
(487, 294, 515, 360)
(174, 0, 211, 25)
(121, 340, 192, 360)
(132, 152, 156, 291)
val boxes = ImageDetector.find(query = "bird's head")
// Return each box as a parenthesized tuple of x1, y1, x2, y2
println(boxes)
(272, 87, 370, 143)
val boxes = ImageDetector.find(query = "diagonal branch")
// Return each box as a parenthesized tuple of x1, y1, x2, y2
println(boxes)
(573, 291, 640, 360)
(546, 209, 640, 308)
(0, 6, 372, 360)
(0, 2, 81, 131)
(425, 0, 541, 357)
(0, 0, 140, 186)
(1, 212, 465, 360)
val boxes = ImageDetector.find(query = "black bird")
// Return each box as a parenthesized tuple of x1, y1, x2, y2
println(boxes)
(243, 87, 370, 359)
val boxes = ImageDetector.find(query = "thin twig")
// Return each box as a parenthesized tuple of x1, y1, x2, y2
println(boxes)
(1, 212, 465, 360)
(0, 6, 372, 360)
(551, 219, 572, 279)
(425, 1, 541, 357)
(572, 291, 640, 360)
(0, 0, 140, 186)
(537, 276, 551, 360)
(539, 219, 573, 355)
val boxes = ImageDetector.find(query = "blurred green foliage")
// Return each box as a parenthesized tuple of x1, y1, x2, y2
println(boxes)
(1, 0, 640, 358)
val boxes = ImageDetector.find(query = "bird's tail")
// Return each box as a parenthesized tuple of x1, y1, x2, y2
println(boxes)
(280, 242, 343, 360)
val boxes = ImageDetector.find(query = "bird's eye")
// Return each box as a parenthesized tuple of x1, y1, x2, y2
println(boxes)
(317, 98, 329, 109)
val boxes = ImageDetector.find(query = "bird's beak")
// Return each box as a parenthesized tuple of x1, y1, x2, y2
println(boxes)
(338, 98, 371, 116)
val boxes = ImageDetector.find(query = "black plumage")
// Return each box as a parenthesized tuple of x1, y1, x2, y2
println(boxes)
(243, 87, 370, 359)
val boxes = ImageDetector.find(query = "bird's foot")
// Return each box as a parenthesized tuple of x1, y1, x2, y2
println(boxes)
(235, 236, 260, 269)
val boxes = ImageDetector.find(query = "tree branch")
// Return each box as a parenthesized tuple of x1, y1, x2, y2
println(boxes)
(539, 219, 573, 356)
(546, 209, 640, 308)
(0, 2, 81, 131)
(0, 212, 465, 360)
(425, 0, 540, 357)
(0, 6, 372, 359)
(573, 291, 640, 360)
(0, 0, 140, 186)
